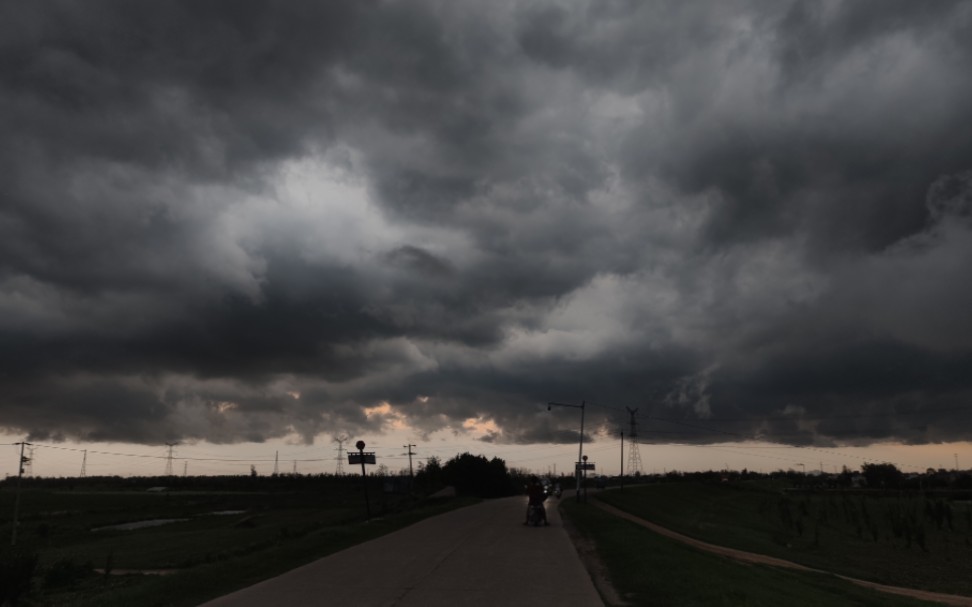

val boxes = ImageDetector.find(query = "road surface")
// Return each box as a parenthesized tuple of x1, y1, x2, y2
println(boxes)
(200, 496, 604, 607)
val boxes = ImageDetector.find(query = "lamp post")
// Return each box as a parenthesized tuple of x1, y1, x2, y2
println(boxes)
(547, 401, 586, 502)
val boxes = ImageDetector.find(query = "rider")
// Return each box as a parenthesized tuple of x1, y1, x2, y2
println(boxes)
(524, 476, 549, 525)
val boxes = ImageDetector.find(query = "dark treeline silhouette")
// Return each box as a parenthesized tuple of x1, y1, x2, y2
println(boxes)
(0, 472, 370, 493)
(1, 454, 530, 499)
(640, 465, 972, 498)
(415, 452, 526, 498)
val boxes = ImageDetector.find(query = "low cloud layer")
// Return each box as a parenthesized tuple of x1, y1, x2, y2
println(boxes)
(3, 0, 972, 448)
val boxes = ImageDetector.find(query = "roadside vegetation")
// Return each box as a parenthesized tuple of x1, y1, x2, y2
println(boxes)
(591, 476, 972, 598)
(0, 458, 497, 607)
(560, 498, 937, 607)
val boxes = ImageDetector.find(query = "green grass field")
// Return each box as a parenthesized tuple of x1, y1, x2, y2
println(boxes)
(0, 477, 475, 606)
(593, 481, 972, 598)
(560, 498, 939, 607)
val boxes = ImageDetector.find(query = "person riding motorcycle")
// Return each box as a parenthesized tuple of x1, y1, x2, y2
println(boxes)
(524, 476, 549, 526)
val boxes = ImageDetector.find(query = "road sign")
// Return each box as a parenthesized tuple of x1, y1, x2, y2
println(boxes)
(576, 462, 595, 471)
(349, 452, 376, 465)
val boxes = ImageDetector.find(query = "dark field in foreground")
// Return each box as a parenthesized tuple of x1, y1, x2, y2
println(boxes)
(561, 496, 939, 607)
(1, 475, 473, 606)
(593, 481, 972, 598)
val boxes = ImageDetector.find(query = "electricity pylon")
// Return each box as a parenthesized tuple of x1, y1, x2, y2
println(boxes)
(24, 446, 35, 477)
(333, 434, 349, 475)
(626, 407, 643, 475)
(164, 442, 178, 476)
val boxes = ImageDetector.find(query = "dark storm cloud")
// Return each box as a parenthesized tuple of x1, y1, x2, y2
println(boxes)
(2, 0, 972, 449)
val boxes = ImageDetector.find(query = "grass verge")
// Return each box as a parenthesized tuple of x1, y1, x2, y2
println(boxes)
(7, 495, 477, 607)
(595, 482, 972, 597)
(559, 498, 938, 607)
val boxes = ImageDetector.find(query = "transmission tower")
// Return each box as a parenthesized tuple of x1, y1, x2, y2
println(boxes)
(164, 442, 178, 476)
(80, 449, 87, 478)
(333, 434, 349, 475)
(24, 446, 35, 477)
(273, 451, 279, 475)
(626, 407, 643, 475)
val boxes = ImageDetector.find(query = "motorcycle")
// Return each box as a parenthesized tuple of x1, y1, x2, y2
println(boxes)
(526, 502, 547, 526)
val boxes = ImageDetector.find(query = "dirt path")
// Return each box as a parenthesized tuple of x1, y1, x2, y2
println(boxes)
(594, 500, 972, 607)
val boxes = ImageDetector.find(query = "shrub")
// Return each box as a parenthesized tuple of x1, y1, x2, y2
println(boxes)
(0, 549, 39, 605)
(43, 556, 93, 589)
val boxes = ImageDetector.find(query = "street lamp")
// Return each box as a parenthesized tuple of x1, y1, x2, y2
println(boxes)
(547, 400, 586, 502)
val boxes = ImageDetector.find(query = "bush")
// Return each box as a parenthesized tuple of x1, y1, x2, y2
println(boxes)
(43, 556, 93, 589)
(0, 549, 39, 605)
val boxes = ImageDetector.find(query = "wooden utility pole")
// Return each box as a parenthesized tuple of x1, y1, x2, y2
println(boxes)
(11, 441, 31, 546)
(404, 444, 416, 492)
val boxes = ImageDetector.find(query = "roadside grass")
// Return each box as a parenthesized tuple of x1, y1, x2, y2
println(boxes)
(71, 495, 476, 607)
(1, 485, 476, 606)
(560, 499, 938, 607)
(595, 482, 972, 597)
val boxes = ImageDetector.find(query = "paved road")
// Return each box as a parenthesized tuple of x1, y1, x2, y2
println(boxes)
(200, 496, 604, 607)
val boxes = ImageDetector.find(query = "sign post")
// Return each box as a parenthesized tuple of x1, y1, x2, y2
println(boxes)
(349, 440, 376, 519)
(576, 455, 595, 502)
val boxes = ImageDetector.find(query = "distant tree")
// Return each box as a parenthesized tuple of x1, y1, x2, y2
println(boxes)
(414, 456, 444, 495)
(956, 473, 972, 490)
(861, 463, 903, 489)
(442, 452, 515, 498)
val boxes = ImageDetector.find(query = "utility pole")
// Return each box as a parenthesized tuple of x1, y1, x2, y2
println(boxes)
(273, 451, 279, 476)
(183, 461, 188, 477)
(293, 460, 297, 475)
(164, 442, 178, 477)
(80, 449, 87, 478)
(11, 441, 31, 546)
(404, 444, 416, 492)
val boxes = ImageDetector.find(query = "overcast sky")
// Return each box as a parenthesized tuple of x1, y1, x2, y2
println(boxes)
(2, 0, 972, 461)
